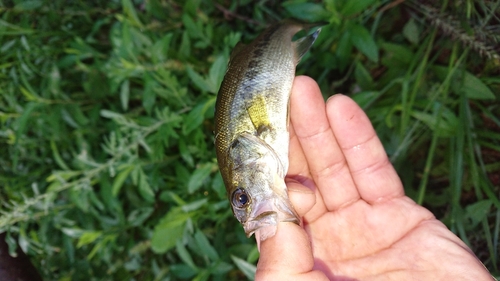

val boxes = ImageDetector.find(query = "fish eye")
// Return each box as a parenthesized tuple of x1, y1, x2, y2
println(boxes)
(231, 188, 250, 209)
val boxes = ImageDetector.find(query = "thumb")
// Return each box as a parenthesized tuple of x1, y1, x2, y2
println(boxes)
(255, 180, 328, 280)
(255, 222, 327, 280)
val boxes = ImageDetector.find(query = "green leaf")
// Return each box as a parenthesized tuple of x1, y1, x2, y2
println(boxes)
(247, 246, 260, 263)
(151, 211, 190, 253)
(411, 104, 458, 137)
(120, 79, 130, 111)
(210, 261, 233, 275)
(187, 163, 213, 194)
(61, 108, 80, 128)
(143, 74, 157, 114)
(12, 101, 39, 166)
(14, 102, 39, 142)
(129, 26, 152, 50)
(88, 235, 117, 261)
(194, 230, 219, 261)
(352, 91, 382, 109)
(231, 255, 256, 280)
(61, 228, 85, 238)
(167, 191, 187, 206)
(182, 97, 216, 134)
(151, 33, 173, 63)
(112, 165, 135, 196)
(175, 165, 191, 191)
(4, 233, 18, 257)
(121, 0, 143, 28)
(131, 164, 140, 185)
(183, 0, 202, 17)
(138, 169, 155, 202)
(340, 0, 378, 16)
(98, 174, 123, 213)
(182, 14, 203, 40)
(179, 139, 194, 167)
(433, 66, 495, 100)
(100, 109, 127, 122)
(50, 140, 70, 170)
(127, 207, 154, 226)
(48, 64, 61, 95)
(14, 0, 42, 11)
(179, 32, 191, 58)
(46, 171, 81, 182)
(282, 2, 330, 22)
(211, 172, 226, 200)
(1, 39, 17, 53)
(77, 231, 102, 248)
(71, 188, 91, 212)
(465, 200, 492, 226)
(461, 71, 495, 100)
(186, 66, 212, 93)
(67, 104, 89, 126)
(208, 55, 228, 94)
(380, 42, 415, 67)
(170, 264, 197, 279)
(176, 240, 198, 270)
(336, 31, 352, 70)
(354, 61, 373, 89)
(181, 198, 208, 212)
(349, 24, 379, 62)
(403, 18, 419, 44)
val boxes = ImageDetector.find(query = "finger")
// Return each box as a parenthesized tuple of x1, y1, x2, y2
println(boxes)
(255, 222, 328, 281)
(287, 123, 310, 178)
(287, 125, 328, 220)
(290, 76, 359, 211)
(326, 94, 404, 203)
(285, 178, 316, 218)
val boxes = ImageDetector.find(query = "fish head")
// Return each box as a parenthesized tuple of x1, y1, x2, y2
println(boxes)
(227, 134, 299, 238)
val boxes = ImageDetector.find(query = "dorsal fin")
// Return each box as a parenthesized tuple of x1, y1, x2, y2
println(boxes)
(292, 27, 322, 64)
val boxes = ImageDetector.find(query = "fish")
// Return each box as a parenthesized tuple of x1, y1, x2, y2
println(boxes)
(214, 20, 321, 240)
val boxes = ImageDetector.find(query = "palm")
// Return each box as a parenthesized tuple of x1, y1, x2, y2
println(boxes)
(306, 198, 460, 280)
(255, 76, 492, 281)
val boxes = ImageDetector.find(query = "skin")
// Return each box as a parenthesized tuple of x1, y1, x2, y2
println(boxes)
(255, 76, 494, 281)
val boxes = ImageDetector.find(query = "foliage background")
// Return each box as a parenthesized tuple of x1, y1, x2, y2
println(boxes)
(0, 0, 499, 280)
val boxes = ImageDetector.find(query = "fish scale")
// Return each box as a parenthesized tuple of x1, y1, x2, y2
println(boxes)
(214, 20, 321, 240)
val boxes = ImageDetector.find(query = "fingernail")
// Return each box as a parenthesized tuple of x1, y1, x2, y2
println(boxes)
(285, 177, 314, 194)
(287, 184, 314, 194)
(285, 177, 300, 185)
(326, 93, 344, 103)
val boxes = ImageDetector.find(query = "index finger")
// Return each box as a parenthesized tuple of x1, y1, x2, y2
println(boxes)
(289, 76, 360, 212)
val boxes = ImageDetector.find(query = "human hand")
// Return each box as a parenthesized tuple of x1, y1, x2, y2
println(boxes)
(255, 76, 494, 280)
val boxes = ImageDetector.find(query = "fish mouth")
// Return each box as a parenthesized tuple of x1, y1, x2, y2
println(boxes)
(240, 174, 301, 239)
(243, 199, 300, 239)
(243, 211, 278, 238)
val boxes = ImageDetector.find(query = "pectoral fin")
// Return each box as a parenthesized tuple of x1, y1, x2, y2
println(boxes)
(246, 95, 271, 133)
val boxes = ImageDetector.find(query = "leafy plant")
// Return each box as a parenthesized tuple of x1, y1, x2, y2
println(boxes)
(0, 0, 498, 280)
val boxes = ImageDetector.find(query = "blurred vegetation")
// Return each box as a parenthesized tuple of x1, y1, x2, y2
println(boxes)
(0, 0, 499, 280)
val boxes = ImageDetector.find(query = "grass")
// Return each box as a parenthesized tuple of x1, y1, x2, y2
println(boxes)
(0, 0, 499, 280)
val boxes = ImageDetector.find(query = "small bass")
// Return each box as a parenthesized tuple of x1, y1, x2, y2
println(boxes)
(214, 20, 321, 240)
